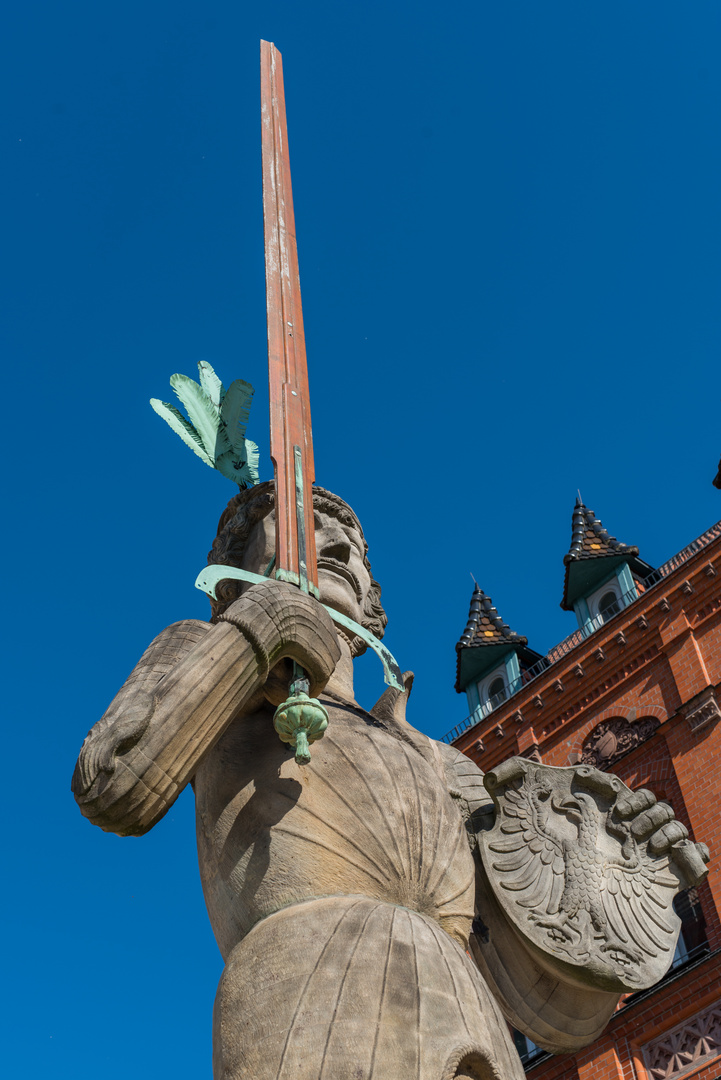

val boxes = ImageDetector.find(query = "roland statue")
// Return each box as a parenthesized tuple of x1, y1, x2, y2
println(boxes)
(72, 476, 710, 1080)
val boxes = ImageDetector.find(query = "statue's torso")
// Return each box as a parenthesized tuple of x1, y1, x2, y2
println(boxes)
(194, 698, 475, 959)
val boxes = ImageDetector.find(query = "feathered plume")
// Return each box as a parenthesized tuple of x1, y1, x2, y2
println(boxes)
(150, 362, 260, 489)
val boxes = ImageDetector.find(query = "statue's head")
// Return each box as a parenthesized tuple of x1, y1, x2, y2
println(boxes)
(208, 481, 387, 656)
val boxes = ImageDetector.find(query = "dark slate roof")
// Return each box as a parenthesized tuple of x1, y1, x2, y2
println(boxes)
(457, 585, 528, 650)
(561, 496, 651, 610)
(455, 585, 540, 692)
(563, 496, 639, 565)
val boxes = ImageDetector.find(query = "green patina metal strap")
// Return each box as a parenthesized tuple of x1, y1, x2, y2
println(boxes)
(274, 568, 321, 599)
(195, 564, 404, 691)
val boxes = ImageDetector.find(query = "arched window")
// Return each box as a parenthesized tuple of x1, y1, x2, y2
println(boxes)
(488, 676, 507, 703)
(476, 666, 510, 715)
(598, 590, 619, 621)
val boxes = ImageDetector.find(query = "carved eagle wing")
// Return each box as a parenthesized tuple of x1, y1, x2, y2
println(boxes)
(602, 841, 679, 963)
(486, 771, 566, 917)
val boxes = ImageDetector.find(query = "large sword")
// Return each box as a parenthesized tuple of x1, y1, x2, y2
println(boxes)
(195, 42, 403, 761)
(260, 39, 317, 600)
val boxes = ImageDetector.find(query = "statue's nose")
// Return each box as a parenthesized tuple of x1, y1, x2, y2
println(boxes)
(319, 526, 351, 564)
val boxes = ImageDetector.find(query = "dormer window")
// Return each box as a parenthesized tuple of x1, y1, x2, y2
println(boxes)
(475, 664, 511, 716)
(561, 497, 654, 633)
(488, 675, 507, 701)
(581, 578, 625, 627)
(455, 585, 544, 719)
(596, 588, 620, 623)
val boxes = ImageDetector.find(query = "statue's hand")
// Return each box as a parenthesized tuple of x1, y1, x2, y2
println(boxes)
(219, 577, 341, 705)
(614, 787, 684, 850)
(612, 785, 709, 885)
(72, 693, 154, 798)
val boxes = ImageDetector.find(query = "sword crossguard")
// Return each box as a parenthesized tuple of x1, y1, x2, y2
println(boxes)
(195, 565, 405, 693)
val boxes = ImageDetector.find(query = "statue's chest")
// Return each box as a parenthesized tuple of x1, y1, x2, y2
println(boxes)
(194, 706, 475, 954)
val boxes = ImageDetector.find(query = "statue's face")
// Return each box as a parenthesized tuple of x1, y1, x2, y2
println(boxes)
(241, 507, 372, 626)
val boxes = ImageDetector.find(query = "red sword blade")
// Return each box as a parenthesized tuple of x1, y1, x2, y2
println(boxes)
(260, 40, 318, 595)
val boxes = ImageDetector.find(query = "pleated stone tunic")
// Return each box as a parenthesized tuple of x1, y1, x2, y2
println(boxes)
(194, 696, 523, 1080)
(194, 695, 476, 959)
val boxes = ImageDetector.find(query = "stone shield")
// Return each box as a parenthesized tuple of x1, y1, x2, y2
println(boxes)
(479, 758, 685, 994)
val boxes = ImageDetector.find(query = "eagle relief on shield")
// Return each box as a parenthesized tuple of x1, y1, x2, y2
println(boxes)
(479, 757, 708, 994)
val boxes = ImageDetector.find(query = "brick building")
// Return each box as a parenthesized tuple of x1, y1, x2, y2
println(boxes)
(446, 500, 721, 1080)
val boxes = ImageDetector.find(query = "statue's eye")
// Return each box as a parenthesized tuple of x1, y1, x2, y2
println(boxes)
(345, 530, 363, 554)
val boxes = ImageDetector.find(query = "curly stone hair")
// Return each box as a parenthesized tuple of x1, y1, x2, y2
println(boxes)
(207, 481, 387, 656)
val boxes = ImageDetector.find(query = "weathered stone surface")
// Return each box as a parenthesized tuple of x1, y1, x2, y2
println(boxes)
(72, 578, 340, 835)
(465, 756, 709, 1053)
(213, 895, 523, 1080)
(471, 859, 620, 1053)
(194, 697, 476, 959)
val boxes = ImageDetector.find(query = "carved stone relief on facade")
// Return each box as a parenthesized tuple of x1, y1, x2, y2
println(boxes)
(685, 687, 721, 733)
(643, 999, 721, 1080)
(580, 715, 660, 769)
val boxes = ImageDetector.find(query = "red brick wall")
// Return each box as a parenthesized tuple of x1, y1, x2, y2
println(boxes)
(454, 533, 721, 1080)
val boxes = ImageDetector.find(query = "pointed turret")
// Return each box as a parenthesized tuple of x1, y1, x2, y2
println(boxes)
(455, 585, 543, 698)
(561, 497, 653, 622)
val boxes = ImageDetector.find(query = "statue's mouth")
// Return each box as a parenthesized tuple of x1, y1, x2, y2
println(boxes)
(317, 558, 362, 602)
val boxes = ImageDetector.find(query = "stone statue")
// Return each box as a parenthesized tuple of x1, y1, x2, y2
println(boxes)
(72, 481, 709, 1080)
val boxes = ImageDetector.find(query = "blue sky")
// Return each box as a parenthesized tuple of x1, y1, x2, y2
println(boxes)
(3, 2, 720, 1075)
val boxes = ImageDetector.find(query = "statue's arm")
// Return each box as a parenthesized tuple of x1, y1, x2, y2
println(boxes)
(71, 579, 340, 837)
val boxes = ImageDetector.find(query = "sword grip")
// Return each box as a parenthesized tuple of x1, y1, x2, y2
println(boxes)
(289, 660, 310, 696)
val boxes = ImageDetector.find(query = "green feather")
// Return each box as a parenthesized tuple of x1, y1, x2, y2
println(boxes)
(197, 361, 225, 408)
(170, 373, 230, 461)
(149, 399, 214, 467)
(216, 439, 260, 489)
(220, 379, 255, 450)
(151, 367, 259, 489)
